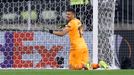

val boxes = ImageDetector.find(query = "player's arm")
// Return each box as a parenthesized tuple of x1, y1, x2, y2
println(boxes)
(53, 26, 70, 36)
(47, 21, 74, 36)
(78, 24, 84, 37)
(48, 25, 70, 37)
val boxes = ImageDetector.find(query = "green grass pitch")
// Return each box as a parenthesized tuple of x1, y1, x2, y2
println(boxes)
(0, 69, 134, 75)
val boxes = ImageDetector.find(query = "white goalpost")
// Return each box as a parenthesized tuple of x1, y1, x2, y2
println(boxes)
(93, 0, 98, 64)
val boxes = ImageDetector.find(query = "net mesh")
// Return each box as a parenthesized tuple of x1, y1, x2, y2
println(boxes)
(98, 0, 115, 66)
(0, 0, 92, 68)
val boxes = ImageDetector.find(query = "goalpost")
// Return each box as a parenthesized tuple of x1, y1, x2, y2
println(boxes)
(93, 0, 98, 64)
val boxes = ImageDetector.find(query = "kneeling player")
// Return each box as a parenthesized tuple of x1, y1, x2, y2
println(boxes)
(46, 8, 90, 70)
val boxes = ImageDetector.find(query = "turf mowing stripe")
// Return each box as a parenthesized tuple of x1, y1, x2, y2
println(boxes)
(0, 69, 134, 75)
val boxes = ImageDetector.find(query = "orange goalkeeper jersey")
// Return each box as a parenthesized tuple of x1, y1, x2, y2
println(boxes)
(67, 18, 88, 50)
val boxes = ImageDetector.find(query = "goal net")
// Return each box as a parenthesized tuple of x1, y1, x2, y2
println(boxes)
(97, 0, 116, 67)
(0, 0, 116, 69)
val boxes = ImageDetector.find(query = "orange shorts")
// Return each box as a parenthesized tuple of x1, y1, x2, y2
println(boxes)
(69, 48, 89, 69)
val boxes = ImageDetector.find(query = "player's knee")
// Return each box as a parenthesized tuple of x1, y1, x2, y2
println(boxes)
(69, 64, 83, 70)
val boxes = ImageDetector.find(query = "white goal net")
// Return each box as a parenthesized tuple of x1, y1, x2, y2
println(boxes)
(97, 0, 116, 66)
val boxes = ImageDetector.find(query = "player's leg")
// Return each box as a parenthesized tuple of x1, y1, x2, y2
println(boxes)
(81, 48, 109, 70)
(69, 50, 84, 70)
(81, 48, 91, 70)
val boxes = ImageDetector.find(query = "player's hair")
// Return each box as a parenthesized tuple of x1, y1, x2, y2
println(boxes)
(66, 8, 75, 14)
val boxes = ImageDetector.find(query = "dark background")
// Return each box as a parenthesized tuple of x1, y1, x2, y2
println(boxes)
(115, 30, 134, 68)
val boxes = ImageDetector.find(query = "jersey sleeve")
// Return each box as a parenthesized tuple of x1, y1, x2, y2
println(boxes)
(66, 21, 76, 31)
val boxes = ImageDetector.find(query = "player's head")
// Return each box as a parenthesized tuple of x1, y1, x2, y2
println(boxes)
(66, 8, 75, 21)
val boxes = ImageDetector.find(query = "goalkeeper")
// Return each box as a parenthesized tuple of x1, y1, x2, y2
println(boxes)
(46, 8, 90, 70)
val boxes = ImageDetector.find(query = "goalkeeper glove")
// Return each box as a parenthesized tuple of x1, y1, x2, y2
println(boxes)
(99, 60, 109, 70)
(43, 27, 53, 34)
(49, 30, 53, 34)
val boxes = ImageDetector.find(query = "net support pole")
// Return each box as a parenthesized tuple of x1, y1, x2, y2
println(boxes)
(28, 1, 31, 30)
(93, 0, 98, 64)
(111, 0, 118, 69)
